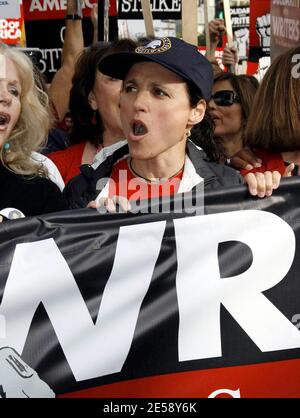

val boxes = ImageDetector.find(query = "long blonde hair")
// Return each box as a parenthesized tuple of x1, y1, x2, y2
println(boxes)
(0, 44, 50, 176)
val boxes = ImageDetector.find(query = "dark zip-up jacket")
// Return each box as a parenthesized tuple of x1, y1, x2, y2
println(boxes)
(64, 141, 243, 209)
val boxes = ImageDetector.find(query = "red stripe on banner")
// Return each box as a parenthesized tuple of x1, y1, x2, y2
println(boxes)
(59, 358, 300, 398)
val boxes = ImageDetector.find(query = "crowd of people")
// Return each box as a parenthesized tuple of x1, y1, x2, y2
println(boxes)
(0, 6, 299, 221)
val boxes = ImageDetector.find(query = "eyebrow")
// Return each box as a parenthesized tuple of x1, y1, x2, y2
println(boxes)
(0, 79, 20, 86)
(124, 78, 167, 88)
(124, 78, 136, 84)
(8, 80, 20, 85)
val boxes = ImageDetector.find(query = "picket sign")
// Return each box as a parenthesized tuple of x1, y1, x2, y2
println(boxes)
(182, 0, 198, 46)
(223, 0, 237, 74)
(204, 0, 211, 52)
(0, 0, 20, 19)
(141, 0, 155, 38)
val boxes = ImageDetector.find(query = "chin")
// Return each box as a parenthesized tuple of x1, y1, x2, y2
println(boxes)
(214, 129, 227, 138)
(129, 149, 154, 161)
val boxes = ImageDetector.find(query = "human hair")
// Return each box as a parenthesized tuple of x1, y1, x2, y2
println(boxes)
(0, 44, 50, 176)
(186, 82, 220, 162)
(214, 72, 259, 145)
(69, 38, 137, 147)
(245, 47, 300, 152)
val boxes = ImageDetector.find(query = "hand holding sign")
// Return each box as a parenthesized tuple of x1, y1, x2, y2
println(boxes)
(209, 19, 226, 50)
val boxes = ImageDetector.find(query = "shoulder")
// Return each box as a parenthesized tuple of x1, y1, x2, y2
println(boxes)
(206, 161, 244, 186)
(0, 167, 68, 216)
(31, 152, 65, 191)
(64, 142, 129, 208)
(186, 141, 243, 187)
(48, 142, 86, 182)
(48, 142, 86, 162)
(24, 176, 68, 215)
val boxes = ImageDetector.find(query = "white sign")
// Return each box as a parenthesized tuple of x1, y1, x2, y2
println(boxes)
(0, 0, 20, 19)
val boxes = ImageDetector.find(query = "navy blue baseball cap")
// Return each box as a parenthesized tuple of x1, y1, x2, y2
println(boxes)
(98, 37, 213, 101)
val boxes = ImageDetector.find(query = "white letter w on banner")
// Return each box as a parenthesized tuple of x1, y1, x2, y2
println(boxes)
(0, 221, 165, 381)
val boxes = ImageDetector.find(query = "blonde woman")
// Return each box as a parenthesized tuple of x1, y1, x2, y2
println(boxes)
(0, 44, 67, 219)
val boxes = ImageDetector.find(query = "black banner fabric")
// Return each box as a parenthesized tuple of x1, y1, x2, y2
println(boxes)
(118, 0, 181, 20)
(1, 180, 300, 398)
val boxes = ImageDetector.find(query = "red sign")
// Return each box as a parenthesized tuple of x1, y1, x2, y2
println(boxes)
(23, 0, 97, 20)
(249, 0, 271, 62)
(0, 19, 22, 45)
(0, 1, 24, 46)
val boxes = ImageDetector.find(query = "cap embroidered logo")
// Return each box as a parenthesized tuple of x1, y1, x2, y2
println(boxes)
(135, 38, 172, 55)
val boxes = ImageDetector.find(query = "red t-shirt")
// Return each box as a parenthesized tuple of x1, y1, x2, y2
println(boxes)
(48, 142, 86, 185)
(240, 149, 286, 177)
(109, 158, 183, 201)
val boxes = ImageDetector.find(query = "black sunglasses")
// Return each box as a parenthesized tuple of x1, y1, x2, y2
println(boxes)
(211, 90, 240, 106)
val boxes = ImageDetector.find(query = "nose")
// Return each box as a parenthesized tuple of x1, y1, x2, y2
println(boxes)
(133, 90, 149, 113)
(0, 85, 12, 105)
(208, 97, 217, 110)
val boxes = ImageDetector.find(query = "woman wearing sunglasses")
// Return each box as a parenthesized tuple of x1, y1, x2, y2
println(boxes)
(209, 72, 259, 164)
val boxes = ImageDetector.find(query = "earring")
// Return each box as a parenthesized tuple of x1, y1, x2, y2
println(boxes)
(91, 111, 97, 125)
(3, 142, 10, 152)
(186, 130, 191, 139)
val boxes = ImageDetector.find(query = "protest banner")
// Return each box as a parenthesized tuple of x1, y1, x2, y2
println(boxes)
(0, 0, 25, 46)
(117, 0, 181, 20)
(249, 0, 271, 62)
(231, 0, 250, 62)
(0, 0, 20, 19)
(271, 0, 300, 60)
(23, 0, 94, 20)
(23, 0, 95, 81)
(1, 179, 300, 398)
(223, 0, 237, 73)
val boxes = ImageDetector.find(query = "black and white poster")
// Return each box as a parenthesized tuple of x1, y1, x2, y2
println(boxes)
(118, 0, 181, 20)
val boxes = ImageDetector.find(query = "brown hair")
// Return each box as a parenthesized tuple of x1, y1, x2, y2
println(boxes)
(214, 72, 259, 144)
(245, 46, 300, 152)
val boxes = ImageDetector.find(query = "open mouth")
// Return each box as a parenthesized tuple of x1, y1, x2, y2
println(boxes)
(0, 113, 11, 127)
(132, 121, 148, 136)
